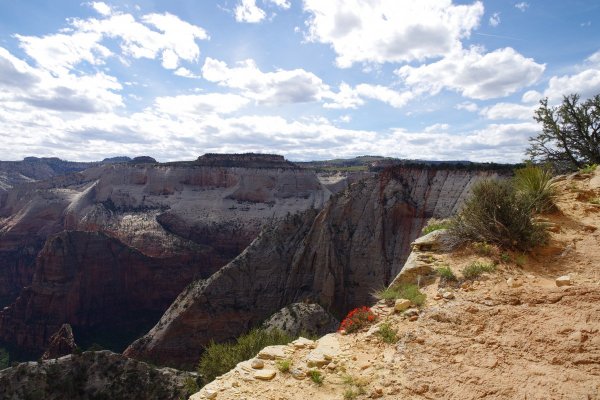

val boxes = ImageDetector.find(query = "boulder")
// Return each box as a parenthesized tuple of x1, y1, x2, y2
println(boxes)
(262, 303, 339, 337)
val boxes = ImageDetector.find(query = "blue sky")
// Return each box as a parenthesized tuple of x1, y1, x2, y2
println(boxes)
(0, 1, 599, 162)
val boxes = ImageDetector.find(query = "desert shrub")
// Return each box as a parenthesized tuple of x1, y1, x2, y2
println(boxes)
(450, 179, 548, 251)
(472, 241, 494, 256)
(376, 322, 398, 344)
(462, 261, 496, 280)
(182, 376, 200, 397)
(579, 164, 598, 174)
(308, 369, 324, 385)
(421, 218, 452, 235)
(515, 254, 528, 267)
(198, 328, 292, 385)
(373, 284, 426, 306)
(276, 359, 291, 373)
(514, 164, 557, 213)
(338, 307, 377, 333)
(436, 266, 457, 282)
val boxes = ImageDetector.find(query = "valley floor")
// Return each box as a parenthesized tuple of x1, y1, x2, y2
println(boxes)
(191, 170, 600, 400)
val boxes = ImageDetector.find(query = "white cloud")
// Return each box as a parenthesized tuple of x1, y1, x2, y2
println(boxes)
(16, 31, 111, 76)
(543, 68, 600, 103)
(515, 2, 529, 12)
(267, 0, 291, 9)
(302, 0, 484, 68)
(17, 10, 209, 75)
(91, 2, 112, 16)
(202, 57, 328, 104)
(456, 101, 478, 112)
(174, 67, 201, 78)
(0, 46, 123, 113)
(521, 90, 542, 104)
(396, 46, 545, 100)
(322, 83, 363, 109)
(489, 12, 501, 27)
(424, 123, 449, 132)
(234, 0, 266, 23)
(338, 114, 352, 123)
(154, 93, 250, 116)
(586, 50, 600, 66)
(323, 82, 413, 109)
(480, 103, 535, 120)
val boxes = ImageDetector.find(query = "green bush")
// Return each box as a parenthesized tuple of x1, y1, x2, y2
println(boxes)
(421, 218, 452, 235)
(376, 322, 398, 344)
(374, 284, 426, 306)
(276, 359, 291, 373)
(309, 369, 324, 385)
(462, 261, 496, 280)
(579, 164, 598, 174)
(198, 328, 293, 385)
(513, 164, 557, 213)
(436, 266, 457, 282)
(450, 179, 548, 251)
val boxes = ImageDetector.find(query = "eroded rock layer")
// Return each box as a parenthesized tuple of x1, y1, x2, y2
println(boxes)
(0, 157, 329, 355)
(125, 165, 501, 368)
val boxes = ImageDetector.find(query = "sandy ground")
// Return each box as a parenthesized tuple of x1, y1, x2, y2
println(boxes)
(191, 170, 600, 400)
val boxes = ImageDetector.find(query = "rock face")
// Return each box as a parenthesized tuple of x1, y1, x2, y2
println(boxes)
(41, 324, 77, 360)
(0, 231, 210, 357)
(125, 165, 501, 368)
(0, 350, 197, 400)
(0, 155, 329, 356)
(262, 303, 339, 337)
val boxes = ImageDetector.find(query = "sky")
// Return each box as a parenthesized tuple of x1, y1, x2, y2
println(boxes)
(0, 1, 599, 162)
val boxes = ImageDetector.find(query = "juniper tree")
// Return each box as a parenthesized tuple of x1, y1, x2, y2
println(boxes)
(527, 93, 600, 171)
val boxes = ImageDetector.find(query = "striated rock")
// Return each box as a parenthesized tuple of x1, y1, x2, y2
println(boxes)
(0, 350, 196, 400)
(391, 229, 453, 286)
(41, 324, 77, 360)
(0, 155, 329, 355)
(125, 166, 501, 368)
(262, 303, 339, 337)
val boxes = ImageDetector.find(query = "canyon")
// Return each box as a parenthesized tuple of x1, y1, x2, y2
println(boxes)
(0, 154, 330, 357)
(125, 165, 503, 368)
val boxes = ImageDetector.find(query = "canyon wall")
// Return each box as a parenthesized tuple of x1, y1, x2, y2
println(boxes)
(0, 157, 329, 356)
(125, 165, 502, 368)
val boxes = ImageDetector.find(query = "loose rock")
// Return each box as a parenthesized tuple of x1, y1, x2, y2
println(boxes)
(394, 299, 412, 312)
(254, 369, 277, 381)
(555, 275, 572, 287)
(251, 359, 264, 369)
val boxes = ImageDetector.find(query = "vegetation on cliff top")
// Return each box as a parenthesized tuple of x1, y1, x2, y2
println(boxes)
(198, 328, 293, 385)
(528, 93, 600, 172)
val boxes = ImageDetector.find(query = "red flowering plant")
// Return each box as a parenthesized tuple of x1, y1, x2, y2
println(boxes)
(338, 306, 377, 334)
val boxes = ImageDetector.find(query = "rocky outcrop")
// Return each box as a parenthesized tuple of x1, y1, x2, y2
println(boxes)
(0, 350, 197, 400)
(41, 324, 77, 360)
(262, 303, 339, 337)
(0, 155, 329, 355)
(125, 165, 502, 368)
